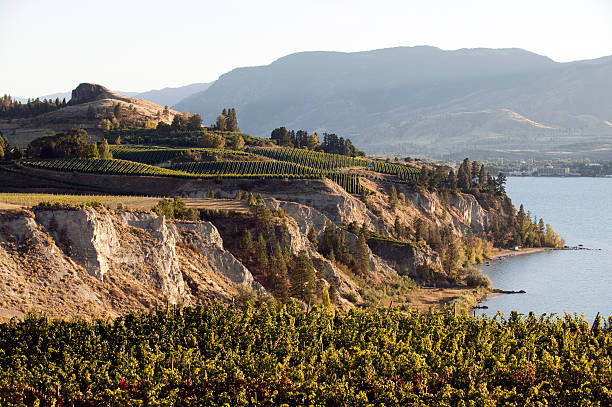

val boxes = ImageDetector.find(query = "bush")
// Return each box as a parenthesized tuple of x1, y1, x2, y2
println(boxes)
(464, 267, 492, 289)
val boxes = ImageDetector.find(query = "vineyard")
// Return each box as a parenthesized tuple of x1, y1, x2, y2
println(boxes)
(109, 146, 252, 164)
(253, 147, 369, 170)
(171, 160, 322, 177)
(327, 172, 370, 195)
(19, 145, 425, 196)
(370, 160, 421, 182)
(0, 305, 610, 406)
(23, 159, 194, 178)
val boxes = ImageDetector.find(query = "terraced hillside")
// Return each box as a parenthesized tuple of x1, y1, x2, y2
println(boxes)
(13, 146, 425, 196)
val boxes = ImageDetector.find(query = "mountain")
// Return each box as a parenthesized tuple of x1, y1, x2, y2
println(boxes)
(14, 83, 212, 110)
(175, 46, 612, 159)
(131, 82, 212, 108)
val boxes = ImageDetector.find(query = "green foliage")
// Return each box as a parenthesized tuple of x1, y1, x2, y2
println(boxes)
(22, 158, 196, 178)
(152, 197, 199, 220)
(109, 145, 252, 165)
(254, 147, 368, 170)
(27, 128, 91, 159)
(0, 306, 610, 405)
(172, 160, 321, 177)
(370, 160, 420, 182)
(290, 250, 316, 301)
(0, 94, 67, 119)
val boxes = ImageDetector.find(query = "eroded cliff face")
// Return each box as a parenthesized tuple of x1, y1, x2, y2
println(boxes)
(0, 172, 503, 319)
(0, 208, 259, 319)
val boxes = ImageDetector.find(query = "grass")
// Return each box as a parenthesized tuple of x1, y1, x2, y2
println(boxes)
(0, 193, 161, 209)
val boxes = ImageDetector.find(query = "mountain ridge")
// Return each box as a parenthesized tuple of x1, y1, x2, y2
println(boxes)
(175, 46, 612, 159)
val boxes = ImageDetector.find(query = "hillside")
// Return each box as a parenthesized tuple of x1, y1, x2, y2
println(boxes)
(1, 83, 182, 147)
(175, 46, 612, 160)
(0, 137, 565, 320)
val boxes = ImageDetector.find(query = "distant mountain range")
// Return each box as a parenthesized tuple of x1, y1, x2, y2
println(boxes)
(15, 82, 211, 111)
(174, 46, 612, 160)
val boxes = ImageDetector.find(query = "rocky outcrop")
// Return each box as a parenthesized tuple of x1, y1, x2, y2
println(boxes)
(0, 207, 264, 319)
(69, 83, 114, 105)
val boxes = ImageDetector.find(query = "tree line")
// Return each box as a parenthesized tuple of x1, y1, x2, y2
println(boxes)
(26, 129, 112, 160)
(270, 127, 365, 157)
(0, 95, 67, 119)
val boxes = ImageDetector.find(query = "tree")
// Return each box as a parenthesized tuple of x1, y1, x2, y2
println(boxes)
(233, 136, 245, 150)
(389, 185, 398, 211)
(187, 113, 202, 131)
(0, 134, 7, 161)
(240, 229, 254, 255)
(307, 134, 319, 150)
(307, 227, 318, 249)
(198, 133, 225, 149)
(394, 216, 406, 239)
(216, 114, 227, 131)
(85, 143, 100, 159)
(98, 140, 112, 160)
(447, 170, 457, 191)
(99, 119, 112, 132)
(226, 108, 238, 132)
(457, 158, 471, 191)
(270, 243, 290, 301)
(478, 164, 487, 188)
(254, 233, 269, 269)
(495, 172, 507, 195)
(291, 250, 315, 301)
(114, 135, 121, 145)
(356, 230, 370, 276)
(270, 127, 292, 146)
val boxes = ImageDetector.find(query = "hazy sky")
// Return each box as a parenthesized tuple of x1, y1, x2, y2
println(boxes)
(2, 0, 611, 98)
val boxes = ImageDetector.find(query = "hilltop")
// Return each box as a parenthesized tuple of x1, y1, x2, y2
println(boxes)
(1, 83, 181, 147)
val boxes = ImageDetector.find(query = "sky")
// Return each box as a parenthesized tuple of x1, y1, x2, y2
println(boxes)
(1, 0, 611, 98)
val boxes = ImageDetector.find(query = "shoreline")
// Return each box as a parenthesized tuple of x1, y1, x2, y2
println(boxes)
(475, 247, 553, 310)
(487, 247, 552, 261)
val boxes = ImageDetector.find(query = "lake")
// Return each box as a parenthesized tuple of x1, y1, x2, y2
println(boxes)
(476, 177, 612, 321)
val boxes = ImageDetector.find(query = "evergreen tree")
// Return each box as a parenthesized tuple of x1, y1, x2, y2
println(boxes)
(447, 170, 458, 191)
(307, 227, 318, 249)
(389, 185, 398, 211)
(270, 243, 290, 301)
(478, 164, 487, 188)
(356, 230, 370, 276)
(255, 233, 269, 270)
(457, 158, 471, 191)
(495, 172, 507, 195)
(241, 229, 254, 254)
(291, 250, 315, 301)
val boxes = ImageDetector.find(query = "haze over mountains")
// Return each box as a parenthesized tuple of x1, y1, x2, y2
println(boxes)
(174, 46, 612, 160)
(17, 82, 211, 110)
(12, 46, 612, 159)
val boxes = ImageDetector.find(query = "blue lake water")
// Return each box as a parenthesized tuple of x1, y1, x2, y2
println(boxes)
(476, 177, 612, 321)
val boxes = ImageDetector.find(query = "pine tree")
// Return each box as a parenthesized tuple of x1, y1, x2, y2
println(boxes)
(457, 158, 471, 191)
(241, 229, 254, 254)
(270, 243, 290, 301)
(255, 233, 269, 270)
(447, 170, 457, 191)
(356, 230, 370, 276)
(291, 250, 315, 301)
(478, 164, 487, 188)
(307, 227, 318, 249)
(389, 185, 398, 211)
